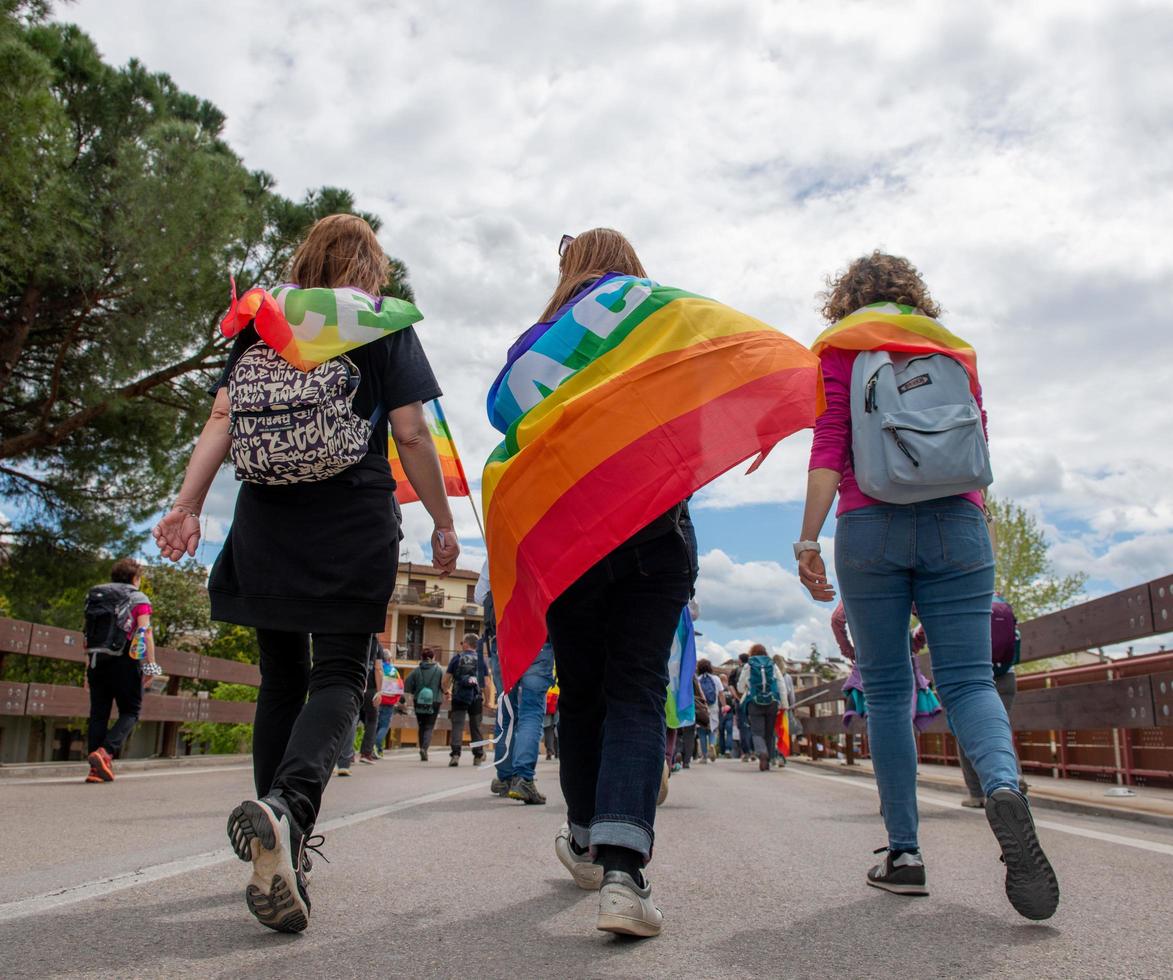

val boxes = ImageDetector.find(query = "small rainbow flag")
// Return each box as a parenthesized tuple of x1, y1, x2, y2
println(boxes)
(485, 274, 823, 689)
(388, 398, 471, 505)
(221, 279, 422, 371)
(665, 608, 697, 729)
(811, 302, 979, 392)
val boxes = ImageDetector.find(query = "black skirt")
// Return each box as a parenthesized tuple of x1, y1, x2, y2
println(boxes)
(209, 455, 400, 634)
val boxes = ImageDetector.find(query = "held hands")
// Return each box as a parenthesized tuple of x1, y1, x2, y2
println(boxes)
(798, 550, 836, 602)
(431, 525, 460, 577)
(154, 508, 201, 562)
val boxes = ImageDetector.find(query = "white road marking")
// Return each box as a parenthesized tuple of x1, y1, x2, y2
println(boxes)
(0, 764, 253, 787)
(0, 778, 490, 923)
(787, 767, 1173, 856)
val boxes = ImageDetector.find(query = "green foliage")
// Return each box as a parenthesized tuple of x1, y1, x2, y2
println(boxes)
(988, 496, 1087, 622)
(0, 10, 414, 562)
(140, 559, 210, 650)
(206, 622, 260, 665)
(181, 682, 255, 755)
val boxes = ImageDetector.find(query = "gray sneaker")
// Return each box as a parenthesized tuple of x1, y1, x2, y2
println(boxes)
(554, 824, 603, 890)
(597, 870, 663, 938)
(490, 777, 511, 797)
(507, 777, 547, 805)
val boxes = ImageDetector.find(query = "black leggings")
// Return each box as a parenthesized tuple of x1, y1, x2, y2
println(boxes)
(253, 629, 369, 831)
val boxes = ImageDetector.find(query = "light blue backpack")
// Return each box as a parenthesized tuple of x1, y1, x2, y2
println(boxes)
(850, 350, 992, 504)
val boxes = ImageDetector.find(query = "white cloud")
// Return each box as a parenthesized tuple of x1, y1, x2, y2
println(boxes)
(695, 548, 812, 630)
(61, 0, 1173, 584)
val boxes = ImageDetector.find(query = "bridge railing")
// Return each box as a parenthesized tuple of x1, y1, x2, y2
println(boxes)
(0, 620, 465, 758)
(790, 573, 1173, 786)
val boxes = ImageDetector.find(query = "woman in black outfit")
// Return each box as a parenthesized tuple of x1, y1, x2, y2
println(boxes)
(154, 215, 459, 933)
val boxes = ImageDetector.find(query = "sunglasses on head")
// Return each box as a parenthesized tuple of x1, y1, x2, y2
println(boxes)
(558, 234, 575, 257)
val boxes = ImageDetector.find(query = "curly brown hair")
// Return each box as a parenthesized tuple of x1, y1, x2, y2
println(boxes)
(820, 250, 941, 323)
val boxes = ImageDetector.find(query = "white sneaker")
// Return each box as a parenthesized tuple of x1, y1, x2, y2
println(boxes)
(596, 870, 663, 937)
(554, 824, 603, 890)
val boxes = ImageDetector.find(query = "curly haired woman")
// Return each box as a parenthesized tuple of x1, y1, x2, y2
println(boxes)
(794, 251, 1059, 920)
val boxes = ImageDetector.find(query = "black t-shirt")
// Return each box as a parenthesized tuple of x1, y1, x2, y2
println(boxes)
(211, 325, 442, 457)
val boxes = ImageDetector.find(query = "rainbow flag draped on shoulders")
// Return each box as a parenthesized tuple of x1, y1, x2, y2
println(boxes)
(484, 273, 824, 688)
(811, 302, 979, 393)
(221, 279, 423, 371)
(388, 398, 471, 505)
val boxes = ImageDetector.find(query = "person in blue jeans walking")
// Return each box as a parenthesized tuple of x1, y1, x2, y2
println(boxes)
(489, 640, 555, 804)
(795, 251, 1059, 921)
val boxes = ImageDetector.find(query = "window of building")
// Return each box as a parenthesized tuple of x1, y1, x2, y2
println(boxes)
(466, 584, 476, 602)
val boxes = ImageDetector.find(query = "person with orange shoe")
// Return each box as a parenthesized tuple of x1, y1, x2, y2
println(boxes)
(83, 558, 159, 782)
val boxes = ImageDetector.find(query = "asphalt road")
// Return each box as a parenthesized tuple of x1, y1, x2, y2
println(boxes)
(1, 752, 1170, 979)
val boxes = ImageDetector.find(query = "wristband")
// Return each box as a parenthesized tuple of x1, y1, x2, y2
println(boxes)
(792, 540, 821, 559)
(173, 504, 200, 518)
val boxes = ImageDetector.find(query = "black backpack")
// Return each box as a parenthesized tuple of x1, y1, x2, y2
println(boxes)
(84, 583, 135, 657)
(452, 651, 481, 705)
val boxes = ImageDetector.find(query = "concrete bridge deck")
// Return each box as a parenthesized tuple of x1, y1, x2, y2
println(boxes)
(1, 752, 1170, 979)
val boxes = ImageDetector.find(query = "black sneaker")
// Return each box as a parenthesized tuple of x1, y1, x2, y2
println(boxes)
(866, 848, 929, 896)
(226, 795, 312, 932)
(448, 755, 459, 767)
(490, 777, 511, 797)
(507, 776, 547, 805)
(985, 788, 1059, 920)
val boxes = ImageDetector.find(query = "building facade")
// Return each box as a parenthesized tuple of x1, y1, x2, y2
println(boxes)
(380, 563, 483, 667)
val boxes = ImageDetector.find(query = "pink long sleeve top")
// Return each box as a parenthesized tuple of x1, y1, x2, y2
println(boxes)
(808, 348, 987, 517)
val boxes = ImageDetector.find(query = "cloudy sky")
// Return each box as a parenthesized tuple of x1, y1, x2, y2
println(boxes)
(63, 0, 1173, 661)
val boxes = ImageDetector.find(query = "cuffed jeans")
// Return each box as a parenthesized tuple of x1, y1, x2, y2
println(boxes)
(495, 642, 555, 781)
(548, 530, 694, 862)
(835, 499, 1019, 851)
(254, 629, 369, 832)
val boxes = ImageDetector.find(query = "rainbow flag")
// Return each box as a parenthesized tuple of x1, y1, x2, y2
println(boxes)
(221, 279, 422, 371)
(665, 608, 697, 729)
(811, 302, 979, 393)
(485, 274, 823, 688)
(388, 398, 471, 505)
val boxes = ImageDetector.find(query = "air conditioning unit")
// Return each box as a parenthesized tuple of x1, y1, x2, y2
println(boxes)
(441, 618, 455, 629)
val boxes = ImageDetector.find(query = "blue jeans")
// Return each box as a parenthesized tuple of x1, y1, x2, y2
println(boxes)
(835, 499, 1018, 851)
(736, 700, 753, 755)
(697, 723, 713, 758)
(548, 529, 695, 861)
(495, 643, 555, 781)
(719, 710, 733, 755)
(374, 703, 396, 750)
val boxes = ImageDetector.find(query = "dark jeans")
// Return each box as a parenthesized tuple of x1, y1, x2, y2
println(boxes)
(719, 710, 734, 755)
(449, 702, 484, 758)
(543, 723, 558, 758)
(548, 529, 694, 861)
(679, 724, 696, 767)
(253, 629, 370, 832)
(338, 671, 378, 767)
(748, 701, 779, 759)
(415, 711, 438, 751)
(736, 699, 754, 755)
(87, 654, 142, 754)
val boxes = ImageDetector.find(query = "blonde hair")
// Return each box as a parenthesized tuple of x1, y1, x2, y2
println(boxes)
(820, 250, 941, 323)
(288, 214, 389, 295)
(539, 227, 647, 321)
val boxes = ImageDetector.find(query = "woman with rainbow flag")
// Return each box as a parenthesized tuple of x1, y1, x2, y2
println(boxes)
(154, 214, 460, 935)
(485, 228, 822, 938)
(795, 251, 1058, 920)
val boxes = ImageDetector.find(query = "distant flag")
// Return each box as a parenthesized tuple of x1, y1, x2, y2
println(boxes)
(665, 608, 698, 728)
(388, 398, 471, 505)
